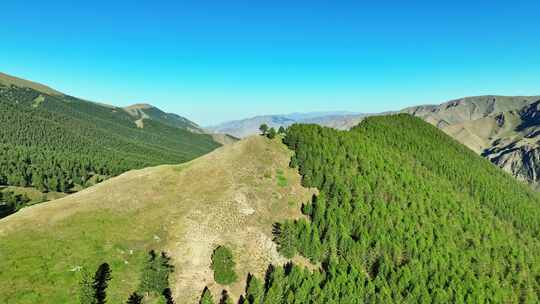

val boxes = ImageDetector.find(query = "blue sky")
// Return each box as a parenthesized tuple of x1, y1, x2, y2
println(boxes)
(2, 1, 539, 125)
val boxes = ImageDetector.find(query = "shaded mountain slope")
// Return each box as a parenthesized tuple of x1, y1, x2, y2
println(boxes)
(0, 136, 314, 303)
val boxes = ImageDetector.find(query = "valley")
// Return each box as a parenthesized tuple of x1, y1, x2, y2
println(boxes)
(212, 95, 540, 189)
(0, 72, 223, 218)
(0, 136, 313, 303)
(1, 73, 540, 303)
(3, 2, 539, 303)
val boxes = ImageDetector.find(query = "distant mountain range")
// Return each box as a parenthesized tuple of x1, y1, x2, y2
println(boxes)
(4, 114, 540, 303)
(2, 71, 540, 303)
(206, 111, 370, 138)
(3, 71, 540, 189)
(210, 95, 540, 188)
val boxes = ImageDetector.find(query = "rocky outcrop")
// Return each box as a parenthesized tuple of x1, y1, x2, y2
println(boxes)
(483, 140, 540, 184)
(406, 95, 540, 187)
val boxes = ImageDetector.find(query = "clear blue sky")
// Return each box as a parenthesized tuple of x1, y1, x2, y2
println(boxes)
(2, 1, 539, 125)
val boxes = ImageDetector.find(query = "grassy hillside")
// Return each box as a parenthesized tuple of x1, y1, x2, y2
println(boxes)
(4, 113, 540, 303)
(0, 136, 314, 303)
(0, 73, 220, 197)
(227, 114, 540, 303)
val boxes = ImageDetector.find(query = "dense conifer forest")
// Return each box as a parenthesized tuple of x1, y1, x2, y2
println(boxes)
(0, 82, 220, 193)
(212, 115, 540, 303)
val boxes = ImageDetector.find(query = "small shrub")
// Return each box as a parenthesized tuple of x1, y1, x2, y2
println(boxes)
(211, 246, 237, 285)
(276, 171, 288, 187)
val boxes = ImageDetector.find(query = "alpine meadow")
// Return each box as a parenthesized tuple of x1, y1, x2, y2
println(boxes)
(2, 1, 540, 303)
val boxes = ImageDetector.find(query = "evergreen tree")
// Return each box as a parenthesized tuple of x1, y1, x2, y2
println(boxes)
(259, 124, 269, 135)
(274, 222, 296, 258)
(245, 274, 263, 304)
(139, 250, 174, 295)
(267, 128, 277, 139)
(211, 246, 237, 285)
(126, 292, 143, 304)
(200, 287, 215, 304)
(219, 290, 234, 304)
(92, 263, 112, 304)
(162, 288, 175, 304)
(79, 269, 95, 304)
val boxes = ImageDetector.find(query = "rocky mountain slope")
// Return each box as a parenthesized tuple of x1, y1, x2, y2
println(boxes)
(0, 136, 314, 303)
(404, 95, 540, 187)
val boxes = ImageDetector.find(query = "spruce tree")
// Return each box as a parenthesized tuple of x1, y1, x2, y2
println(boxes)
(79, 269, 95, 304)
(267, 128, 277, 139)
(162, 288, 175, 304)
(245, 274, 263, 304)
(211, 246, 237, 285)
(126, 292, 143, 304)
(139, 250, 174, 295)
(139, 250, 157, 294)
(93, 263, 112, 304)
(275, 221, 296, 258)
(219, 290, 233, 304)
(259, 124, 269, 135)
(199, 287, 215, 304)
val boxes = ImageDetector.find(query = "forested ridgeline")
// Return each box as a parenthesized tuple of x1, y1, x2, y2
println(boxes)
(0, 83, 220, 193)
(226, 114, 540, 303)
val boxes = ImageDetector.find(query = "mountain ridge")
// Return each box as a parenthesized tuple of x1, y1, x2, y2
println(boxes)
(3, 116, 540, 303)
(209, 95, 540, 188)
(0, 136, 314, 303)
(403, 95, 540, 187)
(0, 72, 220, 197)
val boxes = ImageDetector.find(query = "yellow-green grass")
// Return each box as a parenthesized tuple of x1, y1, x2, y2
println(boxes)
(0, 136, 314, 303)
(0, 186, 66, 206)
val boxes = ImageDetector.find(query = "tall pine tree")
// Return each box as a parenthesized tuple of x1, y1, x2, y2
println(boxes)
(93, 263, 112, 304)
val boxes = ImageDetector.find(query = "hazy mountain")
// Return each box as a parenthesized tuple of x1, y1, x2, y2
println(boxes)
(206, 111, 368, 138)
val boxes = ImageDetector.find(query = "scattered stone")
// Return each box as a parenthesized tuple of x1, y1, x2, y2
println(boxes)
(70, 266, 82, 272)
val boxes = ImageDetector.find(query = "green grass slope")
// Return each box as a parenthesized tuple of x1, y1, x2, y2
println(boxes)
(0, 73, 220, 195)
(0, 136, 314, 304)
